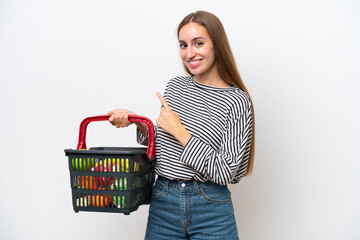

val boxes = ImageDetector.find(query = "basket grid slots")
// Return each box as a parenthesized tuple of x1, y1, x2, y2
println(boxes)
(68, 153, 154, 214)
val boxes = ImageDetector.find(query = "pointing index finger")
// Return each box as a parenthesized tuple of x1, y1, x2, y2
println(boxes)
(156, 92, 170, 109)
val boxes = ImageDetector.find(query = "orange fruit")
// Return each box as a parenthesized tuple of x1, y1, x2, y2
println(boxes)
(80, 176, 96, 189)
(92, 194, 111, 207)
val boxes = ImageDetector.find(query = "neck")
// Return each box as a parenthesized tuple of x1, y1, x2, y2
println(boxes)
(194, 73, 231, 88)
(193, 62, 231, 88)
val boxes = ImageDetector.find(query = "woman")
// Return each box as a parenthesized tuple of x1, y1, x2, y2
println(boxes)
(109, 10, 255, 240)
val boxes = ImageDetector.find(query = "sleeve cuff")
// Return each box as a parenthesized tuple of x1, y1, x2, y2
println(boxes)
(179, 136, 213, 175)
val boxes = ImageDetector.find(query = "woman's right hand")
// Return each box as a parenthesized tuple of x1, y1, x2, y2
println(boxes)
(108, 109, 136, 128)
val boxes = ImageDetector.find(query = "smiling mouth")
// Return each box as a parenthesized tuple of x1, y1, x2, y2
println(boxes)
(188, 59, 202, 68)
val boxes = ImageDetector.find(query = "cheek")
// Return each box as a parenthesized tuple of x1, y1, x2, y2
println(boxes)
(202, 45, 214, 57)
(203, 47, 216, 64)
(180, 49, 187, 60)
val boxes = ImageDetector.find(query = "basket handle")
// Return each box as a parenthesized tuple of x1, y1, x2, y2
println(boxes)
(76, 115, 155, 161)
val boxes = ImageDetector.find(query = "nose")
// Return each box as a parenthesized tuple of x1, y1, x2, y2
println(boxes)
(186, 46, 196, 60)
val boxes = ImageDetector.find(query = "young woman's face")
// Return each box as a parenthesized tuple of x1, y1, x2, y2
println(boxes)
(178, 22, 217, 80)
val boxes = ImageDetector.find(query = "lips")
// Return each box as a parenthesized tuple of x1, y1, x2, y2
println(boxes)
(188, 59, 202, 68)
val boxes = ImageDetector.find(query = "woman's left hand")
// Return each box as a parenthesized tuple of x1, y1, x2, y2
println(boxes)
(156, 92, 192, 147)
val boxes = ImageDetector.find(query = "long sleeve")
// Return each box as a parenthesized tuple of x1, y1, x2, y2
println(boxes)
(136, 128, 148, 146)
(179, 102, 253, 185)
(136, 126, 158, 146)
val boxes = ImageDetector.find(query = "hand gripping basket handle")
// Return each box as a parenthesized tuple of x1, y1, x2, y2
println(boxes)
(76, 115, 155, 161)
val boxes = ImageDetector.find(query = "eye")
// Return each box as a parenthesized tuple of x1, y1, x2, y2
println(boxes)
(195, 41, 204, 47)
(179, 43, 187, 48)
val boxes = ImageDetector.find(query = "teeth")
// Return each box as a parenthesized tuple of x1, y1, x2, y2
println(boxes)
(189, 60, 199, 64)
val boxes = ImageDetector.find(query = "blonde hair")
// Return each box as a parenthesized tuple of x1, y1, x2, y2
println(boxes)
(178, 11, 255, 176)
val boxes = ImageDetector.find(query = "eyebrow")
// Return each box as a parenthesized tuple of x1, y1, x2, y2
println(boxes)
(179, 36, 206, 42)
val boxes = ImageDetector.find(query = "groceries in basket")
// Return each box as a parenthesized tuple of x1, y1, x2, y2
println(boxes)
(76, 158, 131, 189)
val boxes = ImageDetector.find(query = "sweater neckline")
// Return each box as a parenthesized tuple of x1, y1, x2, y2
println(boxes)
(190, 76, 237, 91)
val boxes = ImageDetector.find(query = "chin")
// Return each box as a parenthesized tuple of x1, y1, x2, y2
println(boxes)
(187, 68, 202, 76)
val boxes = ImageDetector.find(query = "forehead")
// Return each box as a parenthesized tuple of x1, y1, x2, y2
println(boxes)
(178, 22, 210, 41)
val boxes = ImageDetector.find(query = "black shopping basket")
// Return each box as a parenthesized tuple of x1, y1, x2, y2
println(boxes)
(64, 114, 155, 215)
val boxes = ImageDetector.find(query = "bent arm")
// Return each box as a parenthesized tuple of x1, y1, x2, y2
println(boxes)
(179, 105, 253, 185)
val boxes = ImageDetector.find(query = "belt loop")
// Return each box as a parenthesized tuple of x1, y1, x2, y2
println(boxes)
(193, 180, 200, 196)
(164, 178, 169, 194)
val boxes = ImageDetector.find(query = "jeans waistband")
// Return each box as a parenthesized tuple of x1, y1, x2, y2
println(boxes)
(156, 176, 213, 196)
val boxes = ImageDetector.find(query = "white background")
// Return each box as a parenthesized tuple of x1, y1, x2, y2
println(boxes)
(1, 0, 359, 239)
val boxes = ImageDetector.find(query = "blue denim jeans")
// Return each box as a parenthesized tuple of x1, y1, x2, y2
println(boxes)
(145, 177, 239, 240)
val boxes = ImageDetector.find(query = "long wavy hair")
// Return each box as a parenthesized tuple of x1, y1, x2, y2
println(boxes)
(177, 11, 255, 176)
